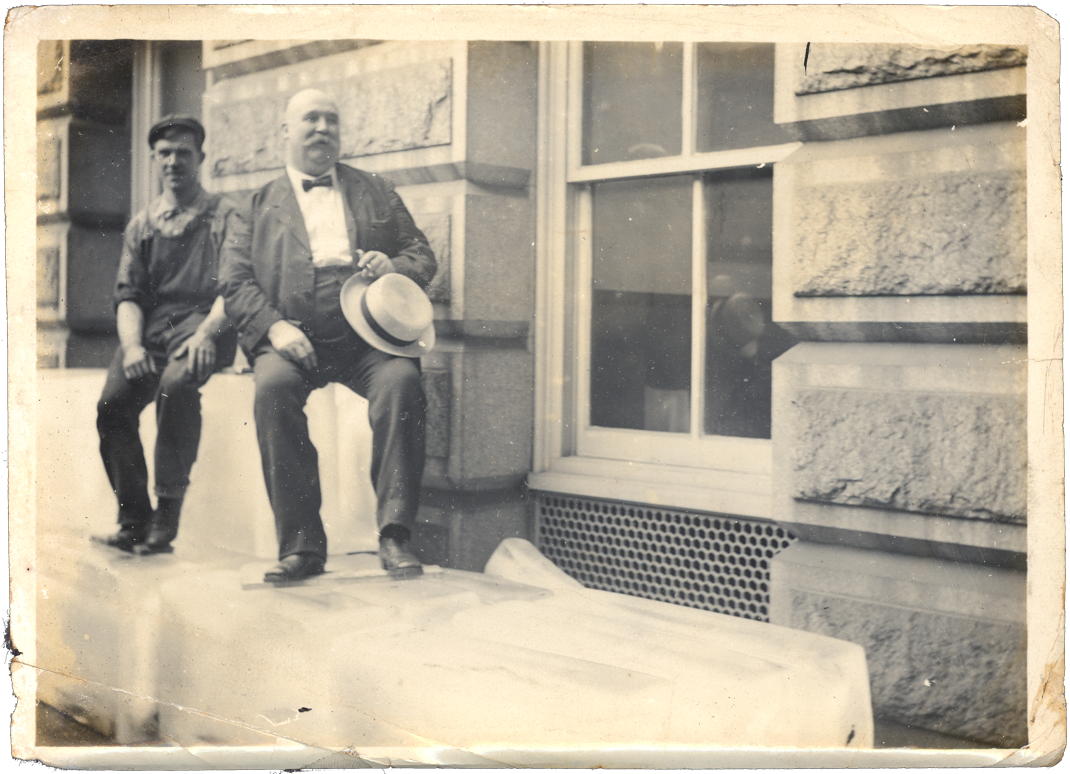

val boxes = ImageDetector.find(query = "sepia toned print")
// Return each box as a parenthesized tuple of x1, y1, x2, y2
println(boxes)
(7, 4, 1063, 768)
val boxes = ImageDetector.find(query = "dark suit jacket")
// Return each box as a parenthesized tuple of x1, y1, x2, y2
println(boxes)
(220, 164, 436, 356)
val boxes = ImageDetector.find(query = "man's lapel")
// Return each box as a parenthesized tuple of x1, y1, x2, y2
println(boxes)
(337, 165, 366, 250)
(265, 176, 311, 251)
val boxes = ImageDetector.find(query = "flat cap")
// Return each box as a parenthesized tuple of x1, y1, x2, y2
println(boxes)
(148, 114, 206, 149)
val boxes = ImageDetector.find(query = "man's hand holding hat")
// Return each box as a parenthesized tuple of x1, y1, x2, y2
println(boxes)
(339, 271, 436, 358)
(356, 249, 396, 280)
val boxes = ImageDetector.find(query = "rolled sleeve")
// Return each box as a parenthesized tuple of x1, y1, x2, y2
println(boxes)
(113, 215, 150, 311)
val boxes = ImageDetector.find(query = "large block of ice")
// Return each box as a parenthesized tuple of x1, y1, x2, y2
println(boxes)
(146, 539, 871, 753)
(35, 533, 247, 742)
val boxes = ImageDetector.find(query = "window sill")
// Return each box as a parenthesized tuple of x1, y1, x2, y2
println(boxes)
(528, 455, 773, 520)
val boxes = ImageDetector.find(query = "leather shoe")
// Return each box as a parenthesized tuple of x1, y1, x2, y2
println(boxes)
(137, 508, 180, 555)
(379, 536, 423, 579)
(264, 553, 325, 584)
(91, 527, 145, 553)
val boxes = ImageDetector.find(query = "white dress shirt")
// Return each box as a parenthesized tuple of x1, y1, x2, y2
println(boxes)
(286, 165, 354, 268)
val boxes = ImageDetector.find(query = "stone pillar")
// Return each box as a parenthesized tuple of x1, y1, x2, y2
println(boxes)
(769, 44, 1027, 746)
(37, 40, 133, 367)
(202, 41, 537, 571)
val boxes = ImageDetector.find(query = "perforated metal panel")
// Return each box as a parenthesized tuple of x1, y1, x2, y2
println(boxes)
(535, 493, 795, 622)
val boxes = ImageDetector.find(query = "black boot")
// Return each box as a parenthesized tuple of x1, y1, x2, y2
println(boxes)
(378, 525, 422, 579)
(91, 523, 146, 553)
(139, 497, 182, 554)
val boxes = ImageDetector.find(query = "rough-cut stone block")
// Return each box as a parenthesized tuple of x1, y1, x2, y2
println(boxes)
(453, 347, 533, 483)
(776, 44, 1026, 145)
(38, 40, 65, 95)
(341, 60, 451, 158)
(467, 42, 537, 173)
(769, 541, 1025, 748)
(36, 326, 66, 368)
(207, 93, 285, 178)
(797, 44, 1027, 95)
(794, 170, 1025, 297)
(774, 123, 1027, 339)
(37, 125, 62, 202)
(464, 192, 535, 323)
(37, 247, 60, 308)
(792, 388, 1026, 523)
(422, 368, 451, 459)
(448, 496, 530, 572)
(209, 59, 451, 177)
(419, 211, 451, 303)
(785, 589, 1025, 747)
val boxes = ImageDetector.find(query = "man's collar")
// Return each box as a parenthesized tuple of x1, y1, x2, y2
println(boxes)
(150, 186, 208, 223)
(286, 165, 339, 195)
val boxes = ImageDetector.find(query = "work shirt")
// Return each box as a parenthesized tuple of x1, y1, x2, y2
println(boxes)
(285, 166, 354, 268)
(114, 189, 233, 353)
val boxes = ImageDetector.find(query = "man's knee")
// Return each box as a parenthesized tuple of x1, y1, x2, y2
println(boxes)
(370, 358, 425, 418)
(96, 394, 130, 429)
(254, 358, 307, 419)
(158, 364, 200, 398)
(383, 358, 423, 396)
(96, 369, 144, 429)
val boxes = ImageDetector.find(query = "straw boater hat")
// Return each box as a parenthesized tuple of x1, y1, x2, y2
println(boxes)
(340, 273, 436, 357)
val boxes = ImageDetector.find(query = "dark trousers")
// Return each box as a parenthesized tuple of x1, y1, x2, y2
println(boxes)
(96, 346, 205, 529)
(252, 270, 427, 561)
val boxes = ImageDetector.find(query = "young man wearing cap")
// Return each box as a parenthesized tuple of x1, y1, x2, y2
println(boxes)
(220, 89, 436, 583)
(94, 115, 236, 555)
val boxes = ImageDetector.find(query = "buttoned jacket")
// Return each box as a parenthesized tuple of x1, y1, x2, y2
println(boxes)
(220, 163, 436, 356)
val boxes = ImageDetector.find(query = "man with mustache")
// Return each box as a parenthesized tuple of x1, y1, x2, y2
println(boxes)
(221, 89, 437, 583)
(94, 115, 236, 555)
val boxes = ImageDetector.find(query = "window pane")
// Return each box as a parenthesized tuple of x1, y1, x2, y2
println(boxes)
(696, 43, 789, 152)
(583, 42, 683, 165)
(590, 177, 692, 432)
(704, 169, 794, 438)
(158, 41, 204, 118)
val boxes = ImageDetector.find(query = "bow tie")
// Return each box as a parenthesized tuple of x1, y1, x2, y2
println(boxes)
(302, 174, 333, 192)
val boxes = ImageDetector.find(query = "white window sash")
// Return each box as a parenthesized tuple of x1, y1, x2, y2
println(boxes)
(535, 41, 786, 485)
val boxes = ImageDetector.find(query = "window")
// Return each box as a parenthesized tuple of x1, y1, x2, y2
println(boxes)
(577, 42, 795, 468)
(131, 41, 205, 212)
(537, 42, 798, 487)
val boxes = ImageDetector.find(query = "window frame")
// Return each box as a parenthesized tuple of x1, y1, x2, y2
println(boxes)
(530, 42, 798, 517)
(130, 41, 206, 213)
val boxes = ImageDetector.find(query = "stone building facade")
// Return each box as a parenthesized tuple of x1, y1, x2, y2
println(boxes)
(36, 39, 1029, 746)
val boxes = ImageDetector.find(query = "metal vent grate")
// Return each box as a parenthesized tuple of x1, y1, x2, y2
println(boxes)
(535, 493, 795, 622)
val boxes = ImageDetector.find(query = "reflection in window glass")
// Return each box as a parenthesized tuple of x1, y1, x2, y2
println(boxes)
(583, 42, 683, 165)
(696, 43, 789, 152)
(590, 177, 692, 432)
(704, 169, 795, 438)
